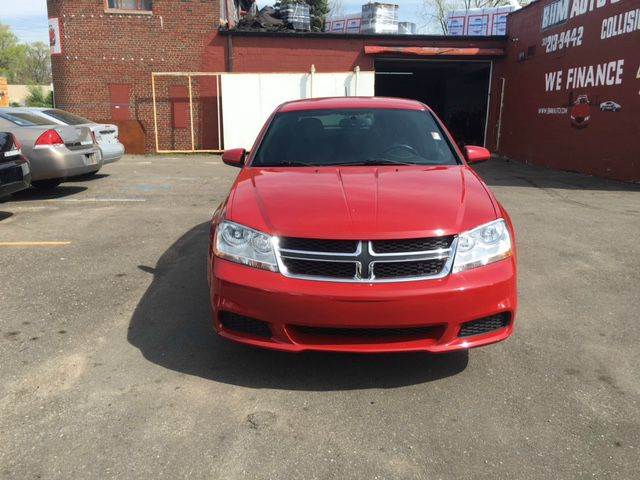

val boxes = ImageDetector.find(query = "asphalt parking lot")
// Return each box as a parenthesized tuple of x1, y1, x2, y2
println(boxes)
(1, 155, 639, 479)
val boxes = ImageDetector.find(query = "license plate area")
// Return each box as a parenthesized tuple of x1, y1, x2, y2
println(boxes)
(84, 153, 98, 166)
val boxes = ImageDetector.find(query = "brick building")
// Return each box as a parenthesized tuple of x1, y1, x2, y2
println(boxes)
(47, 0, 639, 181)
(47, 0, 227, 153)
(486, 0, 639, 181)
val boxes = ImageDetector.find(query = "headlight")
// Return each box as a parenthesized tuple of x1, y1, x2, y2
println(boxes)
(452, 219, 512, 273)
(214, 220, 278, 272)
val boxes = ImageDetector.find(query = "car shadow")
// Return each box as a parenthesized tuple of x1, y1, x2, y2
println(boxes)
(0, 211, 13, 222)
(65, 173, 110, 182)
(127, 223, 469, 391)
(11, 186, 88, 201)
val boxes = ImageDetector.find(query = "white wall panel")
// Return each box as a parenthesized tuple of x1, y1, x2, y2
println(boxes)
(221, 71, 375, 150)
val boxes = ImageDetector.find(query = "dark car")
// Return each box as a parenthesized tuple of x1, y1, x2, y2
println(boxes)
(0, 132, 31, 199)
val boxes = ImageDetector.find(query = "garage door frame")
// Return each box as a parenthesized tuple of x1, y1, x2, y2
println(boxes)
(373, 57, 495, 147)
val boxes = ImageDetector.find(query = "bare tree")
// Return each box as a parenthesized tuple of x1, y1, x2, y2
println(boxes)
(420, 0, 453, 34)
(328, 0, 345, 19)
(421, 0, 525, 34)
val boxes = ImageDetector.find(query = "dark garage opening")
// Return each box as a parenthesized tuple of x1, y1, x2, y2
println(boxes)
(375, 59, 491, 147)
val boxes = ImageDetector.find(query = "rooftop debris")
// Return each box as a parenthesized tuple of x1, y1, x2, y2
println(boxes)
(228, 0, 328, 32)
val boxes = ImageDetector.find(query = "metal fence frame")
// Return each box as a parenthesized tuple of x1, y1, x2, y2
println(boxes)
(151, 72, 223, 154)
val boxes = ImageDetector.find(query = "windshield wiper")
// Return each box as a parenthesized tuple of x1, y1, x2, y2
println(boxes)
(263, 160, 314, 167)
(303, 158, 417, 167)
(311, 161, 367, 166)
(262, 159, 419, 167)
(364, 157, 419, 166)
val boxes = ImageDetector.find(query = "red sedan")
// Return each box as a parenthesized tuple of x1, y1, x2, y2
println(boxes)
(208, 97, 517, 353)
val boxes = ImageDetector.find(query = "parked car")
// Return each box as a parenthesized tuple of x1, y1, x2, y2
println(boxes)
(208, 97, 517, 354)
(0, 108, 101, 189)
(22, 108, 124, 165)
(599, 100, 621, 112)
(0, 132, 31, 199)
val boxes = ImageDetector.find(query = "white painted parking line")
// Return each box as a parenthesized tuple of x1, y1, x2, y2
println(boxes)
(43, 198, 147, 203)
(7, 206, 60, 211)
(0, 241, 71, 247)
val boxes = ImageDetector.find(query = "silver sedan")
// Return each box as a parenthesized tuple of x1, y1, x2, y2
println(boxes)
(0, 108, 102, 189)
(22, 108, 125, 165)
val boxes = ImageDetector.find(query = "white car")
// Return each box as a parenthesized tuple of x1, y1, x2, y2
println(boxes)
(599, 101, 621, 112)
(21, 108, 125, 165)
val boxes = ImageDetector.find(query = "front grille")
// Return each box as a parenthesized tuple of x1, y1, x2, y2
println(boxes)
(279, 237, 358, 253)
(282, 258, 357, 278)
(219, 311, 272, 338)
(458, 313, 511, 338)
(372, 236, 454, 254)
(278, 236, 456, 282)
(292, 324, 443, 340)
(373, 259, 447, 279)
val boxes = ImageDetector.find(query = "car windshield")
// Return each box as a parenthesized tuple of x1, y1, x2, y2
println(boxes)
(43, 109, 92, 125)
(252, 108, 459, 167)
(0, 112, 55, 127)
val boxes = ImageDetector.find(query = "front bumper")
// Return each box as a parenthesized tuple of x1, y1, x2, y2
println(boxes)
(0, 158, 31, 197)
(209, 255, 517, 353)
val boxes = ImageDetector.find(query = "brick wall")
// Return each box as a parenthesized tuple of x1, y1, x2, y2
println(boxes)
(48, 0, 504, 155)
(47, 0, 225, 152)
(219, 33, 505, 73)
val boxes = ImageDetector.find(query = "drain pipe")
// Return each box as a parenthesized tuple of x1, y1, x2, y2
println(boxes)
(354, 65, 360, 96)
(310, 64, 316, 98)
(227, 34, 234, 72)
(495, 77, 506, 151)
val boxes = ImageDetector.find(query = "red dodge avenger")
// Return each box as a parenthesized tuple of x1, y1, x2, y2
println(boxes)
(208, 97, 517, 353)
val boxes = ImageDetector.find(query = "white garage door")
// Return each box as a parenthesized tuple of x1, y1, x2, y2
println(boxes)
(220, 71, 375, 150)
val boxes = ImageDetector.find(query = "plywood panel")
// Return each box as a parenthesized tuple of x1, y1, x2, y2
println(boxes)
(221, 72, 375, 150)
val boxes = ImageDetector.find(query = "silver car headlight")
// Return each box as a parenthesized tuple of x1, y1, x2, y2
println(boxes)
(452, 219, 512, 273)
(214, 220, 278, 272)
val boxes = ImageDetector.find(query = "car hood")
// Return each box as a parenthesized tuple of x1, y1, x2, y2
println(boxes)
(226, 165, 498, 239)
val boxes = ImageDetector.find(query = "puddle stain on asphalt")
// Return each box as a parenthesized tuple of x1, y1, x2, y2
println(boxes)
(134, 183, 172, 193)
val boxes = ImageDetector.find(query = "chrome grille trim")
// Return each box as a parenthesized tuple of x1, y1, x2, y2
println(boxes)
(367, 241, 452, 258)
(279, 240, 363, 258)
(274, 237, 458, 283)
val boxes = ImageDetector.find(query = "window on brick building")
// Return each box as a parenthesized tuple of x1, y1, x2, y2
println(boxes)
(105, 0, 153, 13)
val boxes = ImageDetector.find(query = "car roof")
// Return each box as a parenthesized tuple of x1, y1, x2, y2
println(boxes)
(278, 97, 429, 113)
(0, 107, 49, 112)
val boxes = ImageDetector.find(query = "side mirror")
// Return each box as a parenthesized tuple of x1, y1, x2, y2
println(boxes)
(464, 146, 491, 164)
(222, 148, 246, 167)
